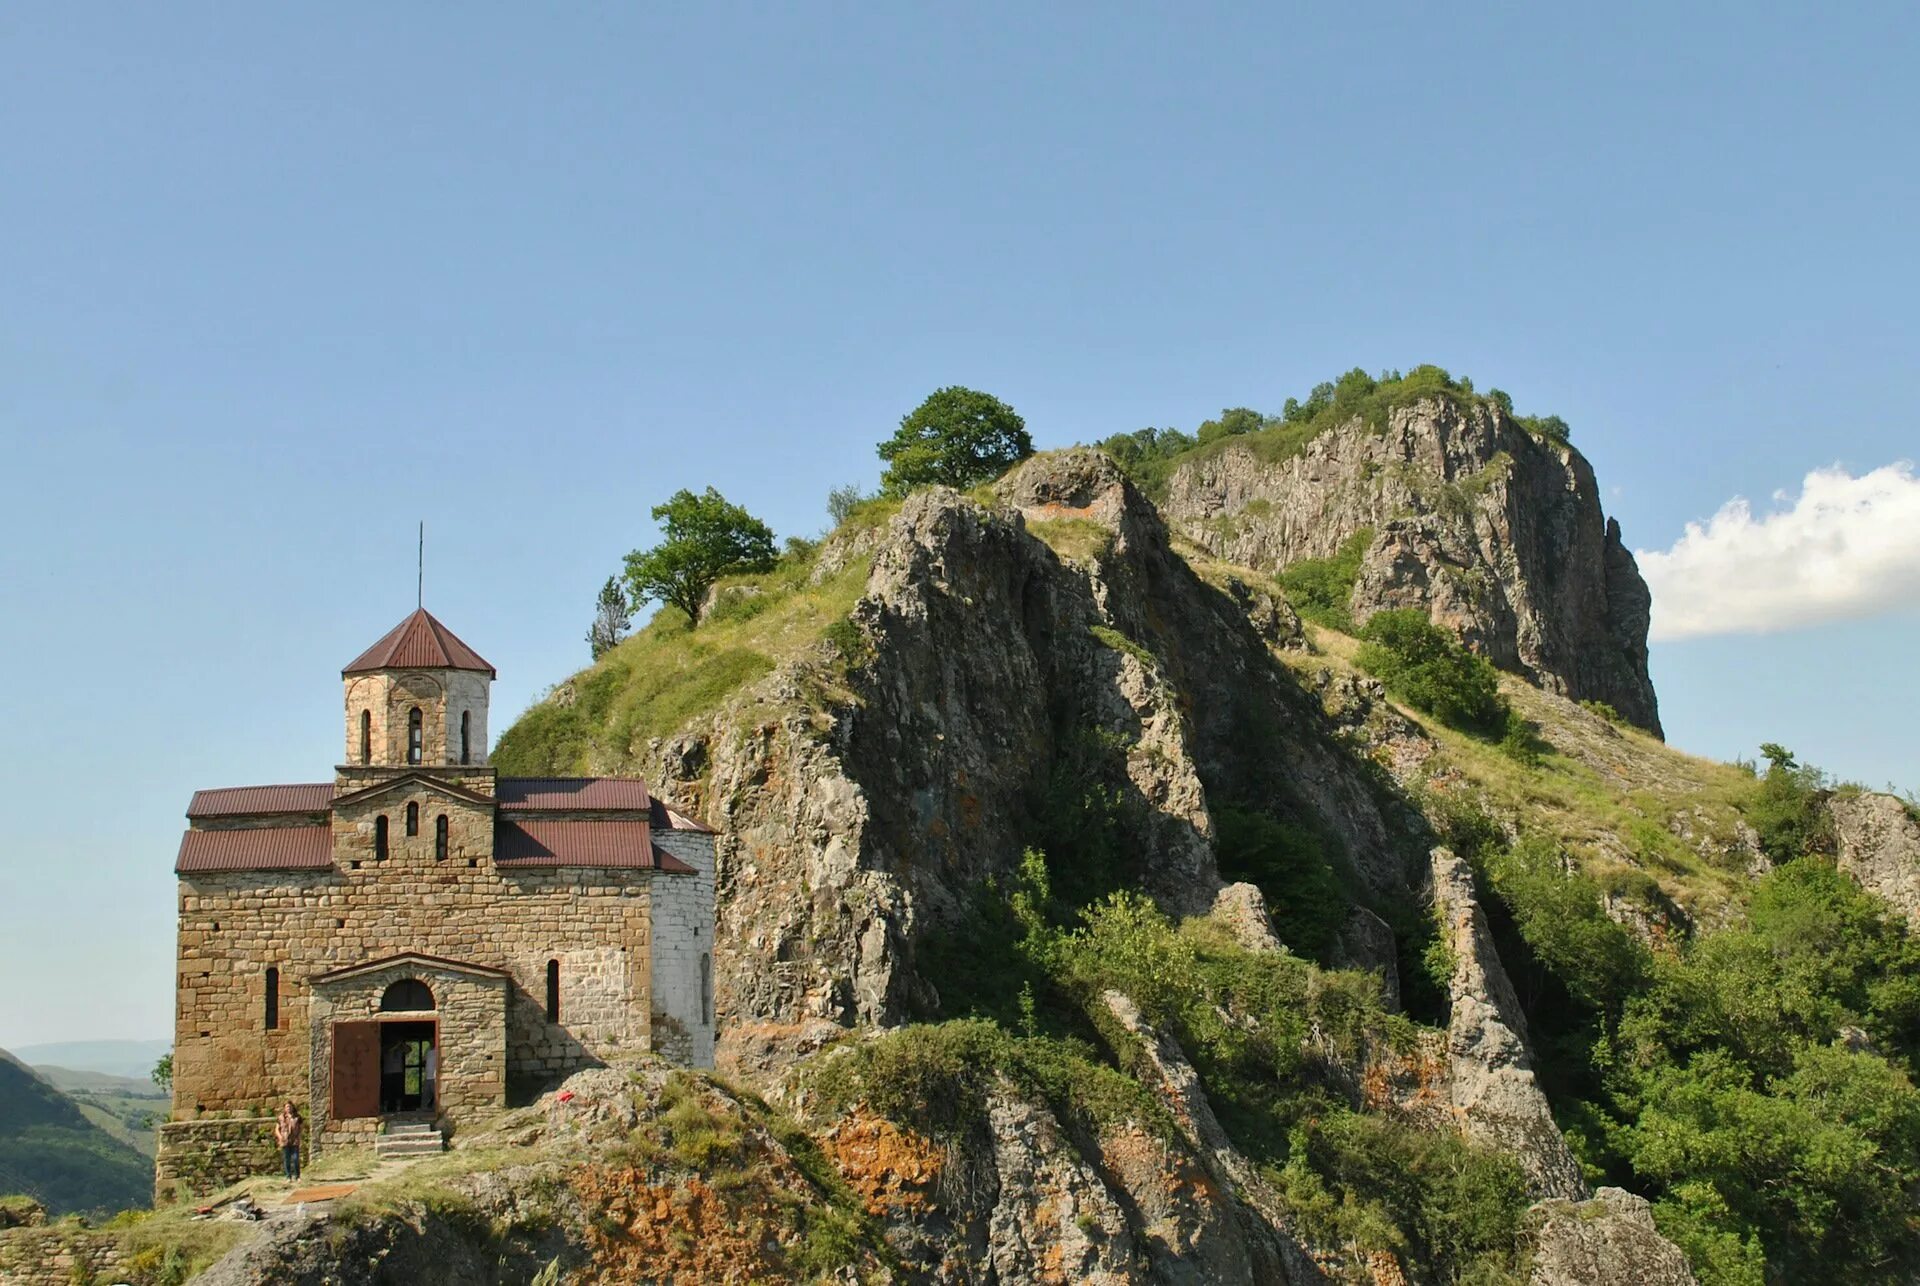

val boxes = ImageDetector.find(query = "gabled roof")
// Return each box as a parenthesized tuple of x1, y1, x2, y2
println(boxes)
(188, 783, 334, 818)
(311, 952, 512, 985)
(343, 609, 495, 678)
(177, 826, 333, 873)
(332, 772, 495, 809)
(497, 777, 652, 811)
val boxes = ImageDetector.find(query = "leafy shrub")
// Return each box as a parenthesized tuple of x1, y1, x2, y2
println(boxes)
(809, 1019, 1167, 1142)
(1092, 366, 1572, 494)
(1275, 527, 1374, 631)
(1212, 806, 1348, 960)
(1277, 1105, 1530, 1279)
(1742, 743, 1834, 864)
(1355, 608, 1509, 737)
(1466, 811, 1920, 1283)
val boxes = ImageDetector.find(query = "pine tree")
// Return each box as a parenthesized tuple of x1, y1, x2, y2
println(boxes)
(587, 576, 631, 659)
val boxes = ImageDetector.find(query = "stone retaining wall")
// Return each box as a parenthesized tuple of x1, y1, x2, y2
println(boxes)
(154, 1118, 281, 1204)
(0, 1226, 132, 1285)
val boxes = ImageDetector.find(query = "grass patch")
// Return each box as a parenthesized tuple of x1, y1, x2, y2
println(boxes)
(1088, 624, 1156, 668)
(1276, 527, 1374, 630)
(1026, 516, 1115, 563)
(495, 545, 874, 774)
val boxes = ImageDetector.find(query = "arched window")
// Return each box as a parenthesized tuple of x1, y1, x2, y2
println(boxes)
(546, 959, 561, 1023)
(407, 707, 423, 765)
(405, 801, 419, 836)
(380, 979, 434, 1012)
(359, 709, 371, 765)
(699, 953, 712, 1024)
(434, 814, 449, 860)
(265, 966, 280, 1031)
(460, 711, 471, 765)
(374, 815, 389, 860)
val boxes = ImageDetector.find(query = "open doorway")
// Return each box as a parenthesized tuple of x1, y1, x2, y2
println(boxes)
(379, 1021, 437, 1113)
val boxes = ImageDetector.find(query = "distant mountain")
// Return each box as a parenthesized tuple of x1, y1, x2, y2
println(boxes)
(9, 1040, 170, 1082)
(0, 1049, 150, 1215)
(32, 1066, 166, 1160)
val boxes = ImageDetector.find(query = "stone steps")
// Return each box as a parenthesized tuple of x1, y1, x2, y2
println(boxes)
(375, 1120, 445, 1159)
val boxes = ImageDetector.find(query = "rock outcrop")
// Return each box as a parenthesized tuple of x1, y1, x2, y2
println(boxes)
(649, 449, 1423, 1045)
(1832, 792, 1920, 921)
(1158, 398, 1662, 735)
(1429, 847, 1589, 1201)
(1102, 991, 1326, 1284)
(1528, 1187, 1698, 1286)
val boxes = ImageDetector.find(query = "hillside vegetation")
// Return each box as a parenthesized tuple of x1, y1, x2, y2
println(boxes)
(0, 1051, 151, 1216)
(461, 378, 1917, 1285)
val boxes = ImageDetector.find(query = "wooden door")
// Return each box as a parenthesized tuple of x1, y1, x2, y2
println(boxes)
(332, 1021, 381, 1120)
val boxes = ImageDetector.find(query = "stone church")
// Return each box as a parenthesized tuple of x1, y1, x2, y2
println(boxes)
(157, 609, 716, 1197)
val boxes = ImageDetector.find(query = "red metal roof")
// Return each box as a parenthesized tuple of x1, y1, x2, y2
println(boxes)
(497, 778, 652, 811)
(187, 784, 335, 818)
(176, 826, 334, 873)
(650, 798, 716, 833)
(494, 818, 665, 869)
(343, 609, 495, 677)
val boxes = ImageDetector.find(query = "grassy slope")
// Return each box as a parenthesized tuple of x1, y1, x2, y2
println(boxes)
(33, 1068, 167, 1160)
(1289, 622, 1757, 917)
(0, 1052, 152, 1215)
(1166, 529, 1760, 921)
(493, 515, 889, 777)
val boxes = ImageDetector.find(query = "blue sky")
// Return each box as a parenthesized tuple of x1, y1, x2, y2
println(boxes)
(2, 4, 1916, 1047)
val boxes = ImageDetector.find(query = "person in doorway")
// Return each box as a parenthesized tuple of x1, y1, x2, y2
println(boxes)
(382, 1039, 406, 1111)
(274, 1102, 303, 1181)
(423, 1045, 437, 1111)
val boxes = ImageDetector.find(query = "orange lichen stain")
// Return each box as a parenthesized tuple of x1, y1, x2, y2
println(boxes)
(1364, 1037, 1448, 1114)
(960, 792, 982, 830)
(571, 1168, 797, 1284)
(1028, 502, 1099, 520)
(1099, 1124, 1219, 1207)
(1368, 1249, 1412, 1285)
(826, 1109, 945, 1217)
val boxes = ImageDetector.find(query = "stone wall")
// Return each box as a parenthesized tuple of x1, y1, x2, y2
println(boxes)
(172, 776, 659, 1126)
(651, 830, 717, 1068)
(154, 1117, 280, 1203)
(0, 1225, 133, 1286)
(341, 668, 491, 768)
(307, 959, 508, 1150)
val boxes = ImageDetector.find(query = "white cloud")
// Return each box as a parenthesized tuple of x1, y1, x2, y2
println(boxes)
(1638, 461, 1920, 641)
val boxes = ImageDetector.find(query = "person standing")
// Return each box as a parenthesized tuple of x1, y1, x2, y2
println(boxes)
(275, 1101, 303, 1181)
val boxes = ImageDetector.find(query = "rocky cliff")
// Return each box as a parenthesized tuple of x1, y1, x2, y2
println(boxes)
(89, 409, 1920, 1284)
(1156, 397, 1662, 735)
(644, 450, 1422, 1042)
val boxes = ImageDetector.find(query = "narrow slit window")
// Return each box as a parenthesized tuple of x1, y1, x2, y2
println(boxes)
(265, 966, 280, 1031)
(374, 815, 389, 860)
(406, 801, 419, 836)
(359, 709, 371, 765)
(546, 959, 560, 1023)
(434, 814, 448, 860)
(699, 953, 712, 1024)
(460, 711, 471, 765)
(407, 707, 423, 764)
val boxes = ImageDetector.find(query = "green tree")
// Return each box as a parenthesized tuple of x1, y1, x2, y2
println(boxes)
(1195, 406, 1266, 445)
(878, 386, 1033, 494)
(586, 576, 630, 659)
(623, 487, 778, 626)
(826, 483, 867, 527)
(1355, 608, 1509, 736)
(151, 1052, 173, 1095)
